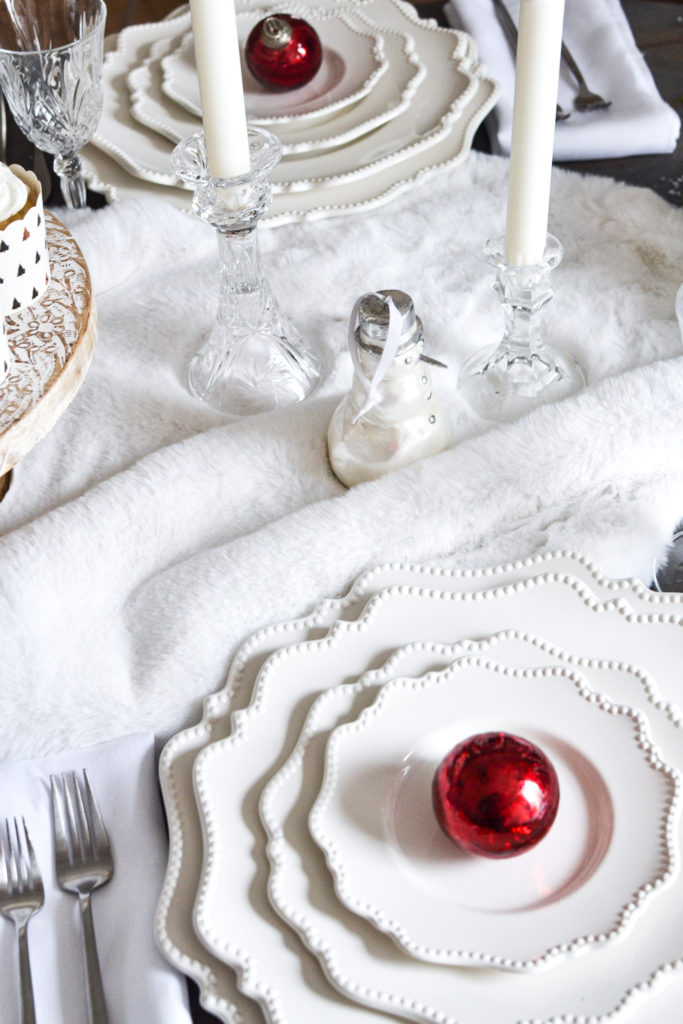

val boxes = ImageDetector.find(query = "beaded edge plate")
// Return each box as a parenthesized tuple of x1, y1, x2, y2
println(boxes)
(155, 551, 661, 1023)
(84, 0, 499, 225)
(160, 10, 389, 125)
(91, 0, 482, 190)
(128, 20, 422, 157)
(156, 552, 683, 1023)
(261, 631, 683, 1023)
(191, 569, 683, 1024)
(308, 656, 679, 970)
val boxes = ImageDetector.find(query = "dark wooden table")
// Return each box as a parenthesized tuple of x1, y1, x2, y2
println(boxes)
(67, 2, 683, 1020)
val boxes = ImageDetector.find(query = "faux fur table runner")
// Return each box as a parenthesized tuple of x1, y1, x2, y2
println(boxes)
(1, 150, 682, 760)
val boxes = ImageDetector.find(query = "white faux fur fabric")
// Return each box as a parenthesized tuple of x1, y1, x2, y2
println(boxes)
(1, 150, 682, 760)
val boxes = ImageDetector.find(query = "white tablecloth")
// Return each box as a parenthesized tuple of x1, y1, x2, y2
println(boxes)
(1, 151, 682, 761)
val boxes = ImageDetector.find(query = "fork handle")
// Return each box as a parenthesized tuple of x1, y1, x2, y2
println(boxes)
(16, 921, 36, 1024)
(78, 893, 109, 1024)
(560, 41, 585, 88)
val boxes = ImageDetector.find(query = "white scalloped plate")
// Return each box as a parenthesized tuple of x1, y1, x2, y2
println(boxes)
(308, 657, 678, 970)
(156, 551, 653, 1023)
(262, 631, 683, 1024)
(192, 569, 683, 1024)
(84, 0, 499, 223)
(128, 25, 422, 157)
(91, 0, 482, 189)
(161, 10, 387, 125)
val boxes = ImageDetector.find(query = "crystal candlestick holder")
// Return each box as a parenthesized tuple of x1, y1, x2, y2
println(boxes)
(457, 235, 585, 422)
(172, 127, 322, 415)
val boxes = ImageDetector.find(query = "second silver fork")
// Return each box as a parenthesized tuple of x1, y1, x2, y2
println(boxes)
(560, 40, 611, 112)
(0, 818, 43, 1024)
(50, 771, 113, 1024)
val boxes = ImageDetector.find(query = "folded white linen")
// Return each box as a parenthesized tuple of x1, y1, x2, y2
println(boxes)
(0, 733, 192, 1024)
(446, 0, 680, 160)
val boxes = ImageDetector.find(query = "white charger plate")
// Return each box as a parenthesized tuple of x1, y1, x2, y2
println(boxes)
(92, 0, 480, 188)
(128, 23, 423, 157)
(191, 566, 683, 1024)
(308, 656, 678, 970)
(156, 551, 646, 1023)
(161, 9, 388, 125)
(85, 0, 498, 223)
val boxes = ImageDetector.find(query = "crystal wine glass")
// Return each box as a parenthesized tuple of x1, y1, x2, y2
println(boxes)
(0, 0, 106, 208)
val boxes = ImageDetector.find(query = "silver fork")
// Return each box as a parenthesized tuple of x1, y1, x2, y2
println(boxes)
(50, 771, 113, 1024)
(561, 41, 611, 112)
(491, 0, 570, 120)
(0, 818, 44, 1024)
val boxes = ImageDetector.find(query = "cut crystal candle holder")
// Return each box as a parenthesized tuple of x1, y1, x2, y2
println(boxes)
(172, 127, 323, 416)
(0, 0, 106, 209)
(457, 235, 585, 422)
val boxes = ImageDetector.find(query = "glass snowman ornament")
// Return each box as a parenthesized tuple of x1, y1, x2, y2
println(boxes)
(328, 290, 450, 487)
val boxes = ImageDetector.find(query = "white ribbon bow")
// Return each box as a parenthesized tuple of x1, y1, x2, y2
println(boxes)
(348, 292, 404, 423)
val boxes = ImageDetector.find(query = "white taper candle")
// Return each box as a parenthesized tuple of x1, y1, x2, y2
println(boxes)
(189, 0, 251, 178)
(504, 0, 565, 267)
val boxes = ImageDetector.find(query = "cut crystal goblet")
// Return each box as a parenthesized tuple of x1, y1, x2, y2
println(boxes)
(0, 0, 106, 209)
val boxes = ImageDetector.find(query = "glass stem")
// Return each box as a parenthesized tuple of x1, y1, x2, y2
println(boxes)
(216, 227, 267, 348)
(493, 261, 553, 370)
(188, 226, 269, 400)
(53, 153, 87, 209)
(187, 224, 317, 405)
(214, 228, 318, 386)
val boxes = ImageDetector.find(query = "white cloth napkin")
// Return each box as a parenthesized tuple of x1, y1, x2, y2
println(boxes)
(445, 0, 680, 160)
(0, 733, 192, 1024)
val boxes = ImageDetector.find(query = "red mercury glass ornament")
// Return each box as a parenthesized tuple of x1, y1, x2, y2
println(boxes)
(432, 732, 560, 859)
(245, 14, 323, 91)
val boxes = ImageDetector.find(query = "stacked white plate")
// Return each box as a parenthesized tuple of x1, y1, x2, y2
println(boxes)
(82, 0, 500, 225)
(156, 550, 683, 1024)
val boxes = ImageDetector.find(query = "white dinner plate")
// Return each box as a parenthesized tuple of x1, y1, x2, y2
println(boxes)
(86, 0, 498, 222)
(308, 657, 678, 970)
(262, 629, 683, 1024)
(191, 567, 683, 1024)
(161, 8, 388, 126)
(157, 551, 646, 1023)
(128, 22, 423, 157)
(92, 0, 481, 188)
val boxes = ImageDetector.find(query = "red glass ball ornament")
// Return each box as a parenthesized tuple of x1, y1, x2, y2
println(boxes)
(432, 732, 560, 859)
(245, 14, 323, 91)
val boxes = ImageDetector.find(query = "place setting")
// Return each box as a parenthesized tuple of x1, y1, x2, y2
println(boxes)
(157, 552, 683, 1024)
(0, 0, 680, 1022)
(79, 0, 500, 222)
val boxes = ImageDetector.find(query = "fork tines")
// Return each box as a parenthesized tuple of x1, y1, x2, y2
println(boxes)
(0, 817, 43, 1024)
(50, 770, 113, 1022)
(50, 770, 112, 867)
(0, 816, 44, 903)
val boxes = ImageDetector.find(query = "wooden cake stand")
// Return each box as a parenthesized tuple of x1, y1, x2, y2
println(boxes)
(0, 211, 96, 500)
